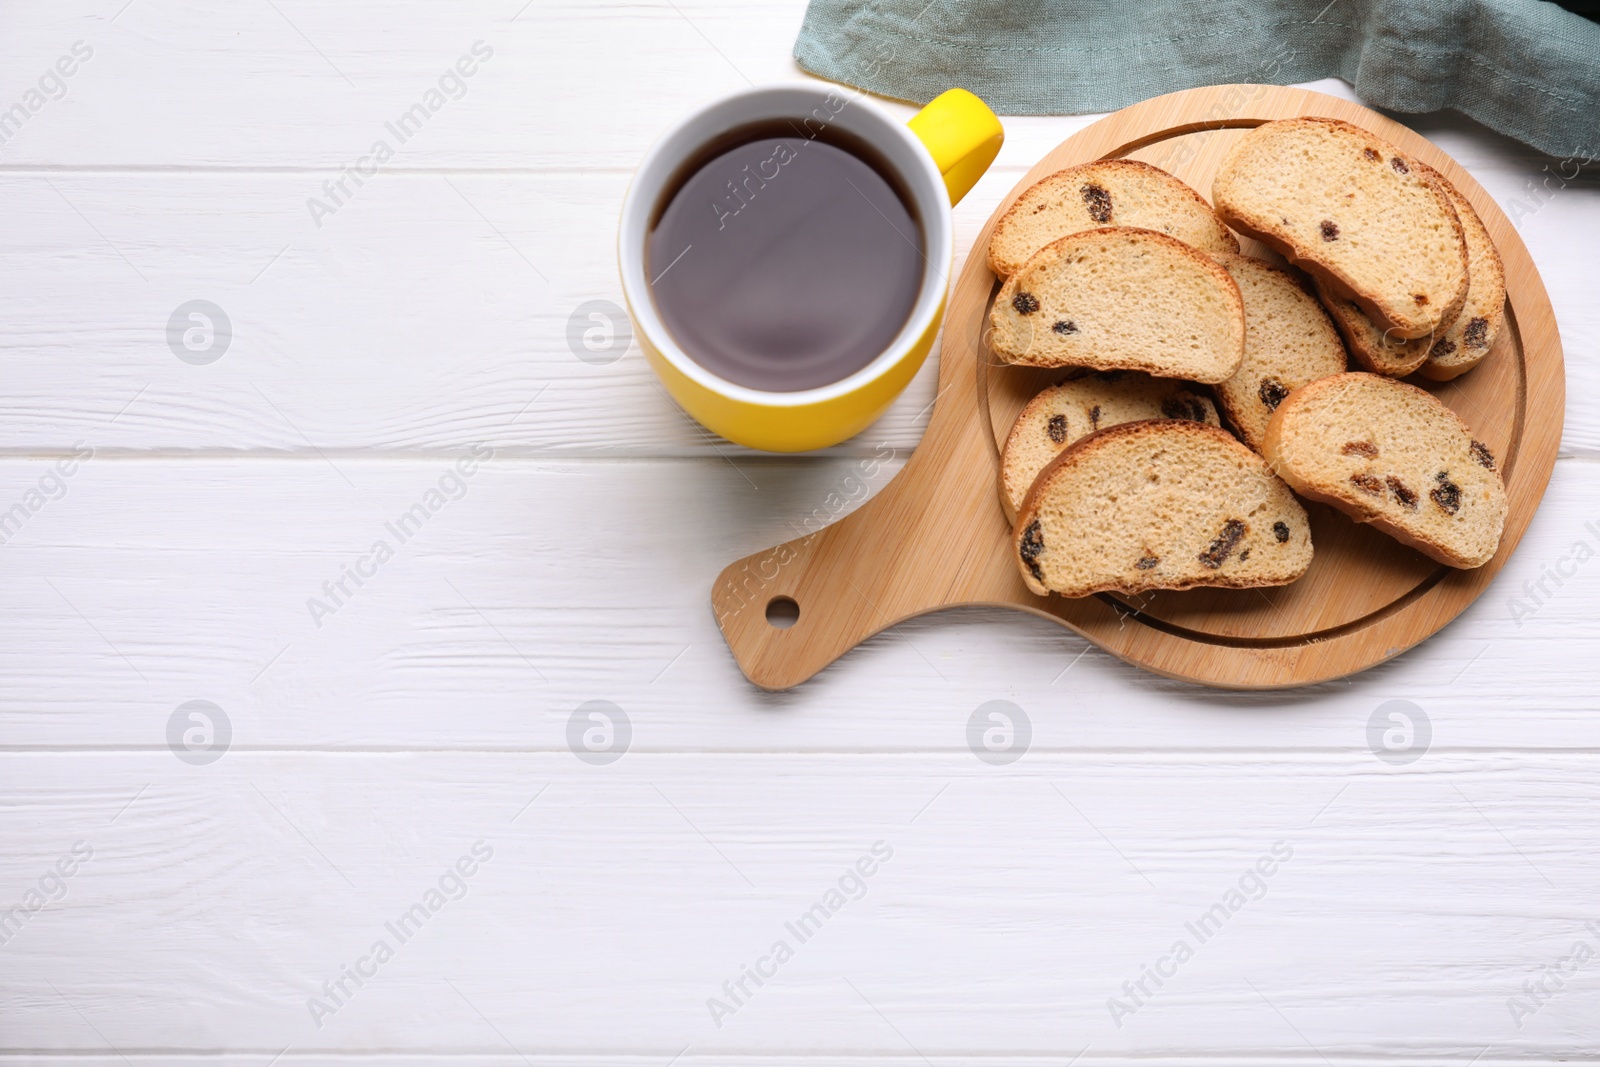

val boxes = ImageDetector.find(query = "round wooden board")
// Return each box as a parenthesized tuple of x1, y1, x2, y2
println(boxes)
(711, 85, 1564, 691)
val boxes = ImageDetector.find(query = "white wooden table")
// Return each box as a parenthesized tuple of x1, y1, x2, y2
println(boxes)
(3, 2, 1598, 1063)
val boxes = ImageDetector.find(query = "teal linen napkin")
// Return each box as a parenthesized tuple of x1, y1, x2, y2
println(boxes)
(794, 0, 1600, 158)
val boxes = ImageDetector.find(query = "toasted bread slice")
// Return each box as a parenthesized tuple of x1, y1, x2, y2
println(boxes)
(1314, 166, 1505, 380)
(1263, 373, 1506, 568)
(1416, 164, 1506, 381)
(1014, 420, 1313, 598)
(1316, 281, 1434, 377)
(1213, 118, 1468, 340)
(1213, 254, 1347, 452)
(999, 372, 1219, 519)
(988, 159, 1238, 277)
(989, 227, 1246, 382)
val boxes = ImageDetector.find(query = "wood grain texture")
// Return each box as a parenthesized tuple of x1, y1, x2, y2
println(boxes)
(2, 751, 1598, 1055)
(4, 456, 1600, 751)
(715, 86, 1564, 691)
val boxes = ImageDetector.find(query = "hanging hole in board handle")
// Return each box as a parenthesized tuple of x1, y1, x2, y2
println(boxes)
(764, 596, 800, 629)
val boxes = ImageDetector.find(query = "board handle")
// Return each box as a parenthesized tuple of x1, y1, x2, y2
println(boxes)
(711, 440, 1018, 690)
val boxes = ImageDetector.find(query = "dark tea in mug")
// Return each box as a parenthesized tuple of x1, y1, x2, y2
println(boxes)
(647, 120, 926, 392)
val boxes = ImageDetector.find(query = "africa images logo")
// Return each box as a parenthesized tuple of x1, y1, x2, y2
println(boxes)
(306, 41, 494, 229)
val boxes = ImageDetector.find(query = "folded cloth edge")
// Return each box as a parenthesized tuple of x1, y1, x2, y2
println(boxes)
(793, 0, 1600, 159)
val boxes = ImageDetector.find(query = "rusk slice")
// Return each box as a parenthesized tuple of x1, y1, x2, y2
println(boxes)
(1263, 373, 1507, 568)
(1316, 281, 1433, 377)
(988, 159, 1238, 277)
(1315, 167, 1506, 380)
(1416, 164, 1506, 380)
(999, 372, 1219, 519)
(989, 227, 1246, 382)
(1213, 118, 1468, 339)
(1014, 421, 1313, 598)
(1213, 254, 1347, 452)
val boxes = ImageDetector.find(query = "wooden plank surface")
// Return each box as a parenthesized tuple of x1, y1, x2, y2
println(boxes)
(0, 5, 1595, 458)
(2, 0, 1598, 1060)
(4, 456, 1600, 750)
(2, 752, 1598, 1056)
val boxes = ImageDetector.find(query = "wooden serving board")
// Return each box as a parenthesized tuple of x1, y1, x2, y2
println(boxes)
(711, 85, 1564, 691)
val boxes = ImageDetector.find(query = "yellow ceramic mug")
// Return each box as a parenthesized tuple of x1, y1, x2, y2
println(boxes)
(619, 85, 1003, 452)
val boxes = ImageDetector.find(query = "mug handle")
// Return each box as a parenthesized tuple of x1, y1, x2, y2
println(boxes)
(906, 88, 1004, 207)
